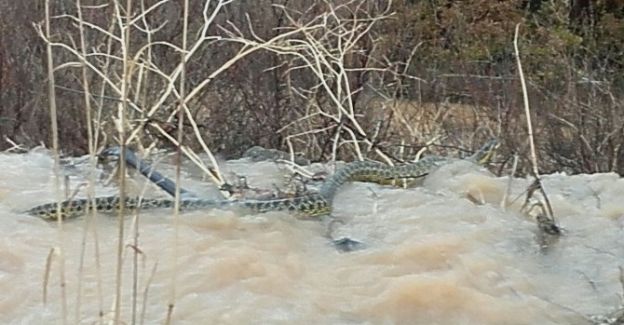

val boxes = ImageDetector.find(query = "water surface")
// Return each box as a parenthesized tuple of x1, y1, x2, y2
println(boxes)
(0, 149, 622, 324)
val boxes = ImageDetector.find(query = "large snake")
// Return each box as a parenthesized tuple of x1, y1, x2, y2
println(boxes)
(26, 140, 498, 220)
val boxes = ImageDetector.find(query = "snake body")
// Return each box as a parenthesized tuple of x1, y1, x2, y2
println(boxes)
(26, 140, 497, 220)
(26, 193, 331, 220)
(318, 156, 449, 204)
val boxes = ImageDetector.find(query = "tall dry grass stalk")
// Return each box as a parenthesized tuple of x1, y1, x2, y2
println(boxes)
(90, 5, 116, 321)
(74, 0, 105, 322)
(112, 0, 133, 323)
(514, 24, 556, 226)
(130, 1, 163, 320)
(514, 24, 539, 180)
(166, 0, 190, 322)
(43, 0, 68, 323)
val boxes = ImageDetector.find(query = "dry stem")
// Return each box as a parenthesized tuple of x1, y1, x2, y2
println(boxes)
(514, 23, 557, 227)
(44, 1, 68, 322)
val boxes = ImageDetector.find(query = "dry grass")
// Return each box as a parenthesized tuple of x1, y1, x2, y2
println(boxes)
(42, 0, 68, 322)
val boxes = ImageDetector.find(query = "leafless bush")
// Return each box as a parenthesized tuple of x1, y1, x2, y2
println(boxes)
(2, 1, 623, 175)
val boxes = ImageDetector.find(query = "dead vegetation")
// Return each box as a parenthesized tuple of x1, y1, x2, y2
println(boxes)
(1, 0, 622, 174)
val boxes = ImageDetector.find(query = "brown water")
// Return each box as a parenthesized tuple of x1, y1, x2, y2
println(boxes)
(0, 149, 622, 324)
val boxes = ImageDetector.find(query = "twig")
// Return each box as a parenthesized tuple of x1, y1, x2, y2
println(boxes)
(3, 137, 26, 152)
(140, 261, 159, 325)
(42, 247, 55, 305)
(501, 154, 518, 210)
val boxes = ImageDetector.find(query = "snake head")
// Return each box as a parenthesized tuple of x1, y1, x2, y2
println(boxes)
(98, 146, 123, 165)
(99, 146, 141, 169)
(471, 139, 499, 165)
(100, 146, 122, 157)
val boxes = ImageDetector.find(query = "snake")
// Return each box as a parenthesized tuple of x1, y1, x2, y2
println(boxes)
(26, 140, 498, 220)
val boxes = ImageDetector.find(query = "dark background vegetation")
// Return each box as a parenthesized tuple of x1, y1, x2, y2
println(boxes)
(1, 0, 623, 174)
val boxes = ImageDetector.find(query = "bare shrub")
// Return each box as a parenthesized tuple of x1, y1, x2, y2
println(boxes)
(1, 0, 623, 169)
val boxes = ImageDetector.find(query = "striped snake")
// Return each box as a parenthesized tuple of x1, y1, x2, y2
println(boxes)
(26, 140, 498, 220)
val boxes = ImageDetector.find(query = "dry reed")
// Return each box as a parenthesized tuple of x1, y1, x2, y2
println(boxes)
(513, 23, 558, 235)
(43, 0, 68, 322)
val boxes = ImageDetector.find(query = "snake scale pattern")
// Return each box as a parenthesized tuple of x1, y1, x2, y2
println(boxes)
(26, 140, 498, 220)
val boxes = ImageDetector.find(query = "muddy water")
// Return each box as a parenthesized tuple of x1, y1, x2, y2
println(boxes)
(0, 149, 622, 324)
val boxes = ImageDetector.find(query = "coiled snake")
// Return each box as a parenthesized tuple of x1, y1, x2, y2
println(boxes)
(26, 140, 498, 221)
